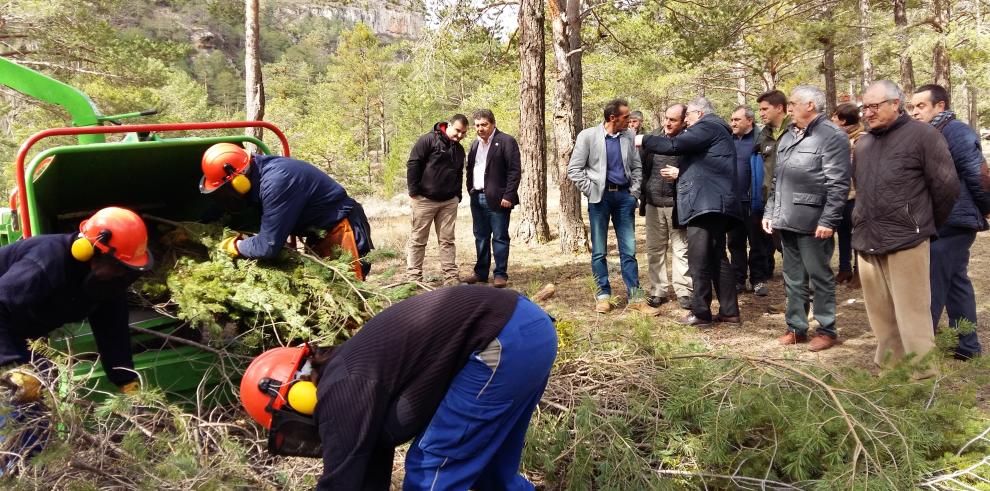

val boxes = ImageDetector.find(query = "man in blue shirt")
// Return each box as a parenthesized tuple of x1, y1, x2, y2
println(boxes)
(568, 99, 659, 316)
(199, 143, 373, 279)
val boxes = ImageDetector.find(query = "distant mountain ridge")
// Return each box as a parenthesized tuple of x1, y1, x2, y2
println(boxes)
(283, 1, 425, 41)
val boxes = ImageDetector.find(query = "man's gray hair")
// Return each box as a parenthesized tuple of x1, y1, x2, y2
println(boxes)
(733, 105, 755, 120)
(687, 97, 716, 116)
(791, 85, 826, 113)
(870, 80, 906, 110)
(629, 110, 644, 120)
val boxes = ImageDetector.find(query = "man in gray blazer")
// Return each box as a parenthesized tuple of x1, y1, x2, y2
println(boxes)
(568, 98, 659, 316)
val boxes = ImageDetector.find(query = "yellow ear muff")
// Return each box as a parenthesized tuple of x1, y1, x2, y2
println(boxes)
(71, 236, 95, 262)
(231, 174, 251, 194)
(286, 380, 317, 415)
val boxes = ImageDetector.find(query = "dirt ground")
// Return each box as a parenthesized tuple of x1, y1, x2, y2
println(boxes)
(363, 188, 990, 406)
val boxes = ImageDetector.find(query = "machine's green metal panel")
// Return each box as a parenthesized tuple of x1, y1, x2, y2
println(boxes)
(22, 136, 270, 234)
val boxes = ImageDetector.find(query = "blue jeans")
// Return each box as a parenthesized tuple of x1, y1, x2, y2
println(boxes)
(930, 227, 982, 358)
(470, 193, 512, 280)
(588, 190, 641, 299)
(404, 296, 558, 490)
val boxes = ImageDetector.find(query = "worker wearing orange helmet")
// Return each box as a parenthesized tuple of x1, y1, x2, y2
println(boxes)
(240, 286, 558, 489)
(199, 143, 373, 279)
(0, 207, 152, 404)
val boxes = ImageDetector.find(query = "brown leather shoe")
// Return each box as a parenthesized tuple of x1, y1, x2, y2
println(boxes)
(460, 274, 485, 284)
(628, 301, 661, 316)
(714, 314, 741, 325)
(835, 271, 853, 284)
(778, 331, 809, 345)
(808, 335, 837, 352)
(595, 297, 613, 314)
(493, 276, 508, 288)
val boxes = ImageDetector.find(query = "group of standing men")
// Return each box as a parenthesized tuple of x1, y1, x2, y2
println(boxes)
(405, 110, 522, 289)
(566, 80, 986, 372)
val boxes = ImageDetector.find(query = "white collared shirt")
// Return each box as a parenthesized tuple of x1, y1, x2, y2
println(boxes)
(473, 134, 492, 191)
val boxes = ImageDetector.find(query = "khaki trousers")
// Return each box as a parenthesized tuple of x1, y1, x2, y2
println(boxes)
(644, 204, 692, 298)
(406, 197, 459, 281)
(858, 240, 936, 368)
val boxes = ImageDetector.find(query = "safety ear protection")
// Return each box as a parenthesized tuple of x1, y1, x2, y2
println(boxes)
(71, 229, 112, 262)
(224, 163, 252, 194)
(285, 380, 317, 415)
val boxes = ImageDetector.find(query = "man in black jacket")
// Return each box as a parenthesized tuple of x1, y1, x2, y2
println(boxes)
(461, 109, 521, 288)
(406, 114, 469, 285)
(639, 104, 692, 309)
(763, 86, 851, 352)
(636, 97, 742, 327)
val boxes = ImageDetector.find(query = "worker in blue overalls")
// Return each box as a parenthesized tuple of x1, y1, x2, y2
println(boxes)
(198, 143, 373, 279)
(0, 207, 152, 403)
(239, 286, 558, 490)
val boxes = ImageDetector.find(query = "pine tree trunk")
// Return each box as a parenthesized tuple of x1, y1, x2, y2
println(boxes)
(244, 0, 265, 147)
(932, 0, 951, 94)
(967, 84, 978, 131)
(859, 0, 874, 89)
(517, 0, 550, 244)
(894, 0, 915, 95)
(821, 7, 837, 115)
(550, 0, 588, 253)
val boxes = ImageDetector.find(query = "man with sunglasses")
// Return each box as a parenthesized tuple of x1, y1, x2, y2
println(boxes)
(853, 80, 959, 377)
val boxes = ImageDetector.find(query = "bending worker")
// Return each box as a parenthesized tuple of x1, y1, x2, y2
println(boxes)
(199, 143, 373, 279)
(0, 207, 152, 403)
(240, 285, 558, 490)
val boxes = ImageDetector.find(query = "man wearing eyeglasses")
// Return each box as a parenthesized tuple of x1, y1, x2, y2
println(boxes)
(407, 114, 469, 286)
(853, 80, 959, 377)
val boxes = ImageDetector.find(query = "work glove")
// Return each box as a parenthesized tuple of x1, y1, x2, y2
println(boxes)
(219, 235, 241, 258)
(119, 381, 140, 395)
(0, 366, 43, 404)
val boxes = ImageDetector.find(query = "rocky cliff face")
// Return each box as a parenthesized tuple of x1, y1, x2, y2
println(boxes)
(283, 1, 425, 41)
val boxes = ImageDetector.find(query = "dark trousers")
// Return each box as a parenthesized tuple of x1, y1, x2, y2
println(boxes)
(727, 205, 772, 286)
(837, 199, 857, 273)
(930, 227, 982, 358)
(686, 213, 739, 320)
(470, 193, 512, 280)
(780, 230, 837, 338)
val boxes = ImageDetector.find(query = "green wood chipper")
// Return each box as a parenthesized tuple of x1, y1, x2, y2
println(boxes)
(0, 57, 289, 405)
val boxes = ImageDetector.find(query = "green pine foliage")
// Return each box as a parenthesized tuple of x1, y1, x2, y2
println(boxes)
(524, 317, 990, 490)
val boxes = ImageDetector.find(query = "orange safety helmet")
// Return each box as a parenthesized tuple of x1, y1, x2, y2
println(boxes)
(200, 143, 252, 194)
(72, 207, 153, 271)
(240, 345, 312, 429)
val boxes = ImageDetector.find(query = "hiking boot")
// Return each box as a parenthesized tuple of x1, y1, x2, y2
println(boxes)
(678, 313, 712, 327)
(629, 301, 661, 316)
(678, 296, 692, 309)
(595, 297, 613, 314)
(460, 274, 486, 285)
(808, 335, 837, 352)
(493, 276, 508, 288)
(753, 282, 769, 297)
(647, 295, 668, 308)
(778, 331, 809, 345)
